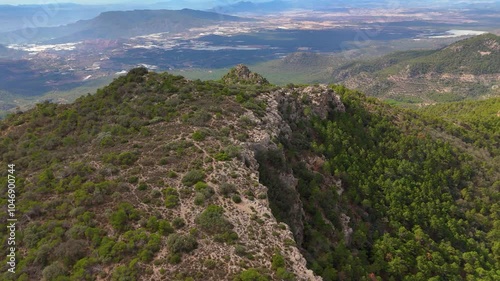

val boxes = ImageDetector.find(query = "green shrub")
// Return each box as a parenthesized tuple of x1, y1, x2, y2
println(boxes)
(271, 252, 285, 270)
(165, 194, 179, 208)
(182, 170, 205, 186)
(137, 183, 148, 191)
(172, 217, 185, 229)
(234, 268, 269, 281)
(234, 244, 247, 256)
(225, 145, 241, 158)
(71, 257, 98, 280)
(128, 176, 139, 184)
(192, 130, 206, 141)
(168, 253, 181, 264)
(110, 203, 139, 232)
(284, 238, 295, 247)
(189, 110, 212, 126)
(232, 195, 242, 203)
(166, 233, 198, 254)
(204, 259, 217, 269)
(102, 151, 139, 166)
(195, 205, 233, 235)
(195, 181, 214, 199)
(220, 183, 237, 197)
(111, 264, 137, 281)
(158, 220, 175, 235)
(146, 216, 159, 232)
(214, 231, 239, 243)
(257, 193, 267, 199)
(194, 181, 209, 190)
(214, 152, 231, 161)
(276, 267, 295, 280)
(54, 239, 87, 266)
(140, 127, 151, 136)
(100, 136, 114, 147)
(194, 193, 205, 205)
(42, 262, 67, 281)
(150, 189, 162, 198)
(164, 187, 179, 208)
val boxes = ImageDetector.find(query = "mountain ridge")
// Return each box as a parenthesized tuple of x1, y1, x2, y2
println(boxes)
(0, 66, 498, 280)
(1, 9, 248, 44)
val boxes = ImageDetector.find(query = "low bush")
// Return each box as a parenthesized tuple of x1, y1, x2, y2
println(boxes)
(158, 220, 175, 235)
(219, 183, 237, 197)
(166, 233, 198, 254)
(182, 170, 205, 186)
(192, 130, 206, 141)
(234, 268, 269, 281)
(232, 195, 242, 203)
(164, 187, 179, 208)
(172, 217, 185, 229)
(195, 205, 233, 235)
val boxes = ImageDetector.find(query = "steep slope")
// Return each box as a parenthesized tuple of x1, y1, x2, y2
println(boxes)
(0, 66, 499, 281)
(258, 86, 499, 280)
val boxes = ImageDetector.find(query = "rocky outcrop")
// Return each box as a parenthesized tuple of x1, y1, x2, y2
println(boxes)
(222, 64, 270, 85)
(238, 83, 345, 280)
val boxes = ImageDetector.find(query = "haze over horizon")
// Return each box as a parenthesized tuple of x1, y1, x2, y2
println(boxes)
(1, 0, 499, 6)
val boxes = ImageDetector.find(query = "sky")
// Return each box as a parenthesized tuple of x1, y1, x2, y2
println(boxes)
(0, 0, 149, 4)
(0, 0, 159, 4)
(0, 0, 498, 5)
(0, 0, 222, 4)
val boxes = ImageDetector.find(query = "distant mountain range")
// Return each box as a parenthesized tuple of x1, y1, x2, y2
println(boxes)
(0, 9, 247, 44)
(260, 34, 499, 104)
(330, 33, 500, 103)
(211, 0, 293, 13)
(0, 3, 109, 33)
(335, 33, 500, 77)
(208, 0, 498, 14)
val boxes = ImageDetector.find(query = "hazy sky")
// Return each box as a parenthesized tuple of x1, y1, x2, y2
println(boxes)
(0, 0, 497, 5)
(0, 0, 181, 4)
(0, 0, 231, 4)
(0, 0, 147, 4)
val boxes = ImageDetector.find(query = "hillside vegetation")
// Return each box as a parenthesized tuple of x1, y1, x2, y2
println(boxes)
(335, 33, 500, 76)
(231, 34, 499, 105)
(332, 33, 500, 104)
(0, 66, 499, 281)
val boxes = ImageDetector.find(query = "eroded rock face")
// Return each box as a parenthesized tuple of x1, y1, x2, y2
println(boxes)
(197, 65, 344, 280)
(277, 85, 346, 120)
(238, 84, 346, 281)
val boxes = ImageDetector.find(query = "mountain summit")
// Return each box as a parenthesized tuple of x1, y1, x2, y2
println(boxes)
(222, 64, 270, 85)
